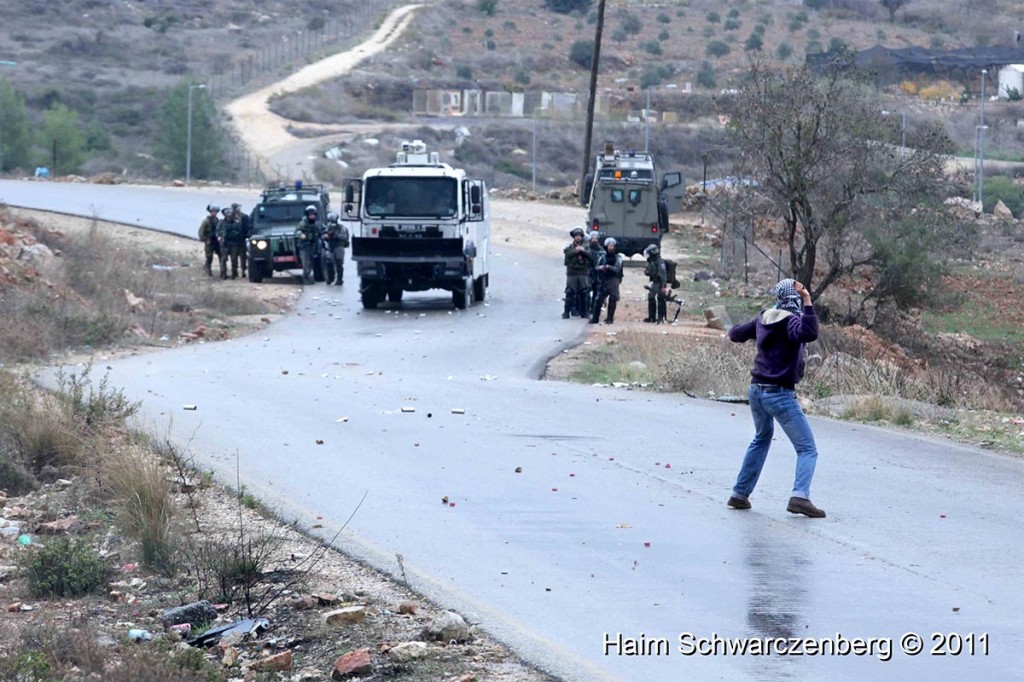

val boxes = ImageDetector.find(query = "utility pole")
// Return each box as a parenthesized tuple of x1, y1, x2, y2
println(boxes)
(580, 0, 606, 198)
(0, 60, 16, 172)
(978, 69, 988, 208)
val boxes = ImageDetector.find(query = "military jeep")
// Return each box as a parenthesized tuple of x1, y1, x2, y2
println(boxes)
(247, 181, 330, 283)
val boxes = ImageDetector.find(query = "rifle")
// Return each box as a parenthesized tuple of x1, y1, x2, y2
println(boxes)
(643, 285, 685, 323)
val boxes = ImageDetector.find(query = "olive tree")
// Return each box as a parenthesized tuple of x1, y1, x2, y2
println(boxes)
(724, 62, 972, 323)
(155, 82, 224, 180)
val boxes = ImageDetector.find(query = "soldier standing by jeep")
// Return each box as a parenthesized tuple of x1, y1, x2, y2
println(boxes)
(590, 237, 624, 325)
(198, 204, 222, 278)
(296, 205, 321, 285)
(217, 206, 246, 280)
(232, 203, 251, 278)
(323, 211, 350, 286)
(563, 227, 594, 319)
(643, 243, 668, 323)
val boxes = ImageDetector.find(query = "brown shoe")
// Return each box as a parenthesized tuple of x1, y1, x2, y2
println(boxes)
(727, 496, 751, 510)
(787, 497, 826, 518)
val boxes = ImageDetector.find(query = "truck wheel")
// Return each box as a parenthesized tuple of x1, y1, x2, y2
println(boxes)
(453, 287, 468, 310)
(361, 290, 379, 309)
(387, 288, 403, 303)
(472, 275, 486, 302)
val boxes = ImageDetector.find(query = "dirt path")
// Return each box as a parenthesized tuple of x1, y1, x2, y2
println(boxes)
(225, 4, 423, 167)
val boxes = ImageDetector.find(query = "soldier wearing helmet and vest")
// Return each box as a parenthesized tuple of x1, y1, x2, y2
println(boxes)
(590, 237, 624, 325)
(296, 204, 322, 285)
(562, 227, 595, 318)
(197, 204, 222, 277)
(643, 243, 668, 323)
(217, 205, 246, 280)
(322, 211, 350, 286)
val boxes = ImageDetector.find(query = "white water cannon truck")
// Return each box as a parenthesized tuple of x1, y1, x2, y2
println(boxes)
(344, 140, 490, 310)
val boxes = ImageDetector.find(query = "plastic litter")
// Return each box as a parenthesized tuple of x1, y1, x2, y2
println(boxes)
(128, 629, 153, 642)
(16, 534, 31, 546)
(187, 617, 270, 648)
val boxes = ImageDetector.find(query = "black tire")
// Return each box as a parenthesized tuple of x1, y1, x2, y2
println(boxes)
(248, 262, 263, 283)
(387, 288, 403, 303)
(472, 275, 486, 302)
(361, 290, 378, 309)
(453, 287, 468, 310)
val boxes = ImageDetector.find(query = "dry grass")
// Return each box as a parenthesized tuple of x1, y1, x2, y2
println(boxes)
(103, 446, 178, 572)
(0, 211, 272, 363)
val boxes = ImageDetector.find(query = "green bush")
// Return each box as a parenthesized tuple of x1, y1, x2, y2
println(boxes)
(569, 40, 594, 69)
(656, 12, 671, 24)
(724, 18, 740, 31)
(20, 536, 110, 598)
(544, 0, 592, 14)
(776, 42, 793, 60)
(642, 40, 663, 55)
(697, 61, 717, 89)
(744, 33, 764, 51)
(706, 40, 731, 58)
(477, 0, 498, 16)
(706, 10, 720, 23)
(982, 175, 1024, 217)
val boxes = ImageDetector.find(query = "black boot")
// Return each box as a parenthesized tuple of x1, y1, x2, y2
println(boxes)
(657, 297, 667, 324)
(644, 298, 656, 323)
(589, 294, 604, 323)
(606, 299, 616, 324)
(562, 294, 572, 319)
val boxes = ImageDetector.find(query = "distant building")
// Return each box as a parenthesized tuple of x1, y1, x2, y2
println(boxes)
(998, 65, 1024, 99)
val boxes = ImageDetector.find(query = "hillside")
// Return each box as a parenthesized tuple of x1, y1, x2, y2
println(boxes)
(1, 0, 1023, 187)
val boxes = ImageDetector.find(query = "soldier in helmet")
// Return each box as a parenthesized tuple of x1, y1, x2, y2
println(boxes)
(322, 211, 350, 286)
(590, 237, 624, 325)
(296, 204, 321, 285)
(562, 227, 595, 318)
(231, 203, 251, 278)
(197, 204, 222, 278)
(586, 230, 605, 314)
(217, 205, 246, 280)
(643, 243, 668, 323)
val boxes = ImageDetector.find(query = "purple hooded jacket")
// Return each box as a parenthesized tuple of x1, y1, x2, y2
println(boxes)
(728, 306, 818, 389)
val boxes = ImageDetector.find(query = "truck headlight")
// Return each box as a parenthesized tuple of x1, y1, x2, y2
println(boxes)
(252, 239, 268, 250)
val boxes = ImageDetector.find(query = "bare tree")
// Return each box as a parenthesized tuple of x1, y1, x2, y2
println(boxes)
(724, 62, 971, 322)
(879, 0, 910, 23)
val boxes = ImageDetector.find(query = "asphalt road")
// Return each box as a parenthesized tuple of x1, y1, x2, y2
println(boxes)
(5, 179, 1022, 681)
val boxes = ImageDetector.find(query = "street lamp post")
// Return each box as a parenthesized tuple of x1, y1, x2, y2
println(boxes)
(186, 83, 206, 186)
(978, 70, 988, 208)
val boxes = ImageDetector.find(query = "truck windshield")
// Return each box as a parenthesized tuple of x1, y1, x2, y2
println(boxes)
(364, 177, 458, 218)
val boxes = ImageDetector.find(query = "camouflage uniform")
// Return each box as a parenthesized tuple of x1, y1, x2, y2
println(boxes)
(563, 229, 594, 318)
(644, 251, 668, 323)
(586, 232, 605, 312)
(590, 241, 624, 324)
(232, 203, 251, 277)
(322, 217, 350, 286)
(197, 210, 222, 277)
(217, 211, 246, 279)
(295, 216, 321, 285)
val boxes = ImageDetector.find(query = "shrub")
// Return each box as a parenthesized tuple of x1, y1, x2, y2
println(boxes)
(20, 536, 110, 598)
(744, 33, 763, 51)
(982, 175, 1024, 217)
(706, 10, 720, 23)
(918, 80, 959, 100)
(657, 12, 671, 24)
(544, 0, 592, 14)
(642, 40, 663, 56)
(706, 40, 731, 58)
(658, 29, 669, 41)
(455, 64, 473, 80)
(697, 61, 717, 89)
(477, 0, 498, 16)
(724, 18, 741, 31)
(569, 40, 594, 69)
(776, 42, 793, 60)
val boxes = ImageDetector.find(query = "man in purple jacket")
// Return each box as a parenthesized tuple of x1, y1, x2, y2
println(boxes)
(725, 278, 826, 518)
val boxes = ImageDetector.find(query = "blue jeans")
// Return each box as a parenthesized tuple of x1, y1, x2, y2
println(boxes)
(732, 384, 818, 501)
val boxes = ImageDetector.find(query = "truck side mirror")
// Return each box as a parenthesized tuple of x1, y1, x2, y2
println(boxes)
(660, 172, 682, 190)
(344, 204, 354, 215)
(470, 185, 482, 215)
(344, 184, 354, 204)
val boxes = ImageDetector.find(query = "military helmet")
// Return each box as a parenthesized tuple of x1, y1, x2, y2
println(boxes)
(326, 212, 339, 222)
(643, 244, 660, 258)
(569, 227, 584, 238)
(588, 230, 601, 241)
(305, 204, 318, 215)
(207, 204, 220, 213)
(604, 237, 617, 247)
(221, 207, 232, 216)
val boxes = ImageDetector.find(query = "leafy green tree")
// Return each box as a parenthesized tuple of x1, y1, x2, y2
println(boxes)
(569, 40, 595, 69)
(155, 82, 224, 181)
(776, 41, 793, 60)
(706, 40, 731, 58)
(697, 61, 717, 89)
(724, 63, 969, 320)
(477, 0, 499, 16)
(0, 78, 32, 172)
(39, 103, 87, 175)
(880, 0, 910, 22)
(618, 11, 642, 36)
(744, 32, 764, 51)
(544, 0, 592, 15)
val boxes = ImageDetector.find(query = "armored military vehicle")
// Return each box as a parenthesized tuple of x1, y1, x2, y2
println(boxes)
(246, 181, 330, 283)
(581, 144, 686, 257)
(344, 140, 490, 310)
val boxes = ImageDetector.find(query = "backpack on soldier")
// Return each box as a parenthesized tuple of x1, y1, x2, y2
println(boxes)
(663, 258, 681, 288)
